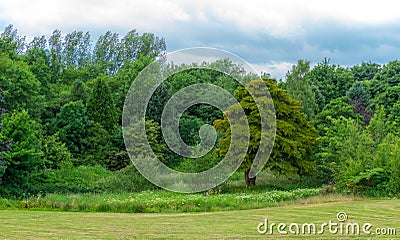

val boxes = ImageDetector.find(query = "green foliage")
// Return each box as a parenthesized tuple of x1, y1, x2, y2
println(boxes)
(42, 133, 72, 169)
(285, 60, 318, 120)
(214, 78, 319, 185)
(70, 80, 87, 103)
(101, 163, 157, 193)
(350, 62, 381, 82)
(5, 188, 320, 213)
(0, 110, 44, 196)
(83, 122, 110, 166)
(366, 106, 389, 144)
(347, 81, 370, 106)
(374, 134, 400, 194)
(0, 53, 42, 118)
(42, 165, 111, 193)
(105, 151, 130, 171)
(124, 120, 167, 163)
(307, 59, 354, 106)
(315, 97, 362, 132)
(177, 152, 221, 173)
(86, 76, 117, 132)
(54, 101, 90, 154)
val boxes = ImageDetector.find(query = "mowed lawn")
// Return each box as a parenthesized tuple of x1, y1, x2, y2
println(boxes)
(0, 198, 399, 239)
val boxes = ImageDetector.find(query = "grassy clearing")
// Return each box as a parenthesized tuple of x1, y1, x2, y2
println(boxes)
(0, 197, 398, 239)
(0, 188, 320, 213)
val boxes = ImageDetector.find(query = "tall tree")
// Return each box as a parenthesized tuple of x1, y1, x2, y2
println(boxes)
(94, 31, 121, 75)
(307, 59, 354, 106)
(0, 24, 25, 54)
(285, 60, 318, 120)
(86, 76, 117, 132)
(70, 80, 87, 103)
(350, 62, 381, 82)
(214, 78, 319, 186)
(0, 110, 43, 195)
(0, 52, 42, 118)
(55, 101, 90, 154)
(48, 29, 63, 83)
(0, 89, 12, 185)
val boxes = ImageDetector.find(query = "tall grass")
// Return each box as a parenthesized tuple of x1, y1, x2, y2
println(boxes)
(0, 188, 320, 213)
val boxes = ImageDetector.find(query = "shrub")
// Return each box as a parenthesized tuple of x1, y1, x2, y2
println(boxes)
(101, 164, 157, 193)
(40, 165, 111, 194)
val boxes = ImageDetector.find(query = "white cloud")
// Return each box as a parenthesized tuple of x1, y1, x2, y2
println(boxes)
(2, 0, 400, 38)
(0, 0, 191, 37)
(1, 0, 400, 71)
(252, 61, 294, 80)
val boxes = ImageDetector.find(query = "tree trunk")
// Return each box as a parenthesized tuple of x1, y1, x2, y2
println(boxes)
(244, 169, 256, 186)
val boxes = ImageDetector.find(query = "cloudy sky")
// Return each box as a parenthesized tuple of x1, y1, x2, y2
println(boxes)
(1, 0, 400, 79)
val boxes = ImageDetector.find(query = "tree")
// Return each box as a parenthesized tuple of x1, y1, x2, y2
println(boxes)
(62, 31, 91, 68)
(285, 60, 318, 120)
(314, 97, 362, 133)
(347, 81, 370, 107)
(70, 80, 87, 103)
(86, 76, 117, 132)
(0, 24, 25, 54)
(307, 59, 354, 106)
(48, 29, 63, 83)
(214, 78, 319, 186)
(318, 117, 375, 189)
(0, 52, 42, 118)
(347, 81, 373, 125)
(0, 89, 12, 185)
(42, 133, 72, 169)
(350, 62, 381, 82)
(0, 110, 44, 195)
(94, 31, 120, 75)
(54, 101, 90, 154)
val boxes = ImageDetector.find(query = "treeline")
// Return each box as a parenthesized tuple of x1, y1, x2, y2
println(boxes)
(0, 25, 166, 196)
(282, 59, 400, 195)
(0, 24, 399, 197)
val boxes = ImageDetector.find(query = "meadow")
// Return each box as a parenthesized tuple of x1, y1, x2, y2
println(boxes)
(1, 197, 398, 239)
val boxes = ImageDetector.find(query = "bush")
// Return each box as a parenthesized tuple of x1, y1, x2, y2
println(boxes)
(40, 165, 111, 194)
(101, 164, 157, 193)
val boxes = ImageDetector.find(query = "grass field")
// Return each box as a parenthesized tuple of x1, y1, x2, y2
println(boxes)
(1, 196, 399, 239)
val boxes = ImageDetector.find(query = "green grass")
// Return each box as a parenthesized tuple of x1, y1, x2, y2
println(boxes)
(0, 188, 320, 213)
(0, 197, 398, 239)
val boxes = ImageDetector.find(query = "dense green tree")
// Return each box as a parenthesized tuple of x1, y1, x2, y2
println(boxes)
(86, 76, 117, 132)
(0, 89, 12, 185)
(54, 101, 90, 154)
(307, 59, 354, 106)
(347, 81, 373, 125)
(0, 53, 42, 118)
(350, 62, 381, 82)
(320, 117, 375, 189)
(70, 80, 87, 103)
(347, 81, 370, 106)
(368, 61, 400, 104)
(311, 85, 325, 112)
(214, 78, 319, 186)
(366, 106, 389, 145)
(285, 60, 318, 120)
(42, 133, 72, 169)
(124, 119, 167, 163)
(315, 97, 362, 132)
(0, 110, 44, 195)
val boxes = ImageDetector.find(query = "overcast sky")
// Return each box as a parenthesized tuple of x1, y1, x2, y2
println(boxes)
(1, 0, 400, 79)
